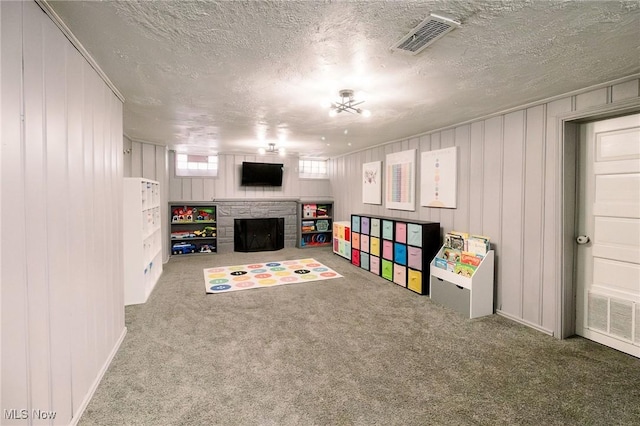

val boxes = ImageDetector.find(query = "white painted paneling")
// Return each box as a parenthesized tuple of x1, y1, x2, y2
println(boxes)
(438, 129, 455, 230)
(192, 178, 204, 200)
(44, 19, 74, 420)
(500, 111, 526, 316)
(453, 125, 471, 233)
(1, 0, 30, 415)
(154, 146, 169, 261)
(130, 139, 142, 177)
(522, 105, 545, 324)
(482, 115, 503, 262)
(1, 2, 126, 424)
(168, 153, 331, 202)
(425, 133, 441, 225)
(142, 142, 156, 179)
(468, 122, 484, 235)
(123, 135, 132, 177)
(576, 88, 608, 111)
(203, 176, 215, 201)
(168, 151, 183, 201)
(22, 3, 53, 415)
(182, 178, 193, 201)
(329, 77, 640, 337)
(66, 34, 91, 412)
(92, 72, 108, 367)
(612, 79, 639, 102)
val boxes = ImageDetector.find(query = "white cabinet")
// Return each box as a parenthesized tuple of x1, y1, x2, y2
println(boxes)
(332, 221, 351, 260)
(123, 178, 162, 305)
(429, 248, 494, 319)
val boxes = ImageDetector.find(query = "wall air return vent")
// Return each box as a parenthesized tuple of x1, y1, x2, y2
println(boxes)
(392, 13, 461, 55)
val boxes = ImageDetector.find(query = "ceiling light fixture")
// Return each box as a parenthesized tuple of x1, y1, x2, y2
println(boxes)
(328, 89, 371, 117)
(258, 142, 286, 157)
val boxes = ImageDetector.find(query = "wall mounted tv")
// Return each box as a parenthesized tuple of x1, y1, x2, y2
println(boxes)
(241, 162, 284, 186)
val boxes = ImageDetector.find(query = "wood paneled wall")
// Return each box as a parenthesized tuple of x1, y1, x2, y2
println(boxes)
(329, 77, 640, 336)
(1, 2, 125, 424)
(168, 152, 332, 201)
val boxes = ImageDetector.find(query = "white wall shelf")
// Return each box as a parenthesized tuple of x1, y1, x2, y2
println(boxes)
(430, 248, 495, 319)
(124, 178, 163, 305)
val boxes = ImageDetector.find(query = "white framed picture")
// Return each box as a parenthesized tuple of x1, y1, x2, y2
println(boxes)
(385, 149, 416, 211)
(420, 146, 457, 208)
(362, 161, 382, 205)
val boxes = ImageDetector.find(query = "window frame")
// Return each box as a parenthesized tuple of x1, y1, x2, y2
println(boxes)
(175, 153, 219, 178)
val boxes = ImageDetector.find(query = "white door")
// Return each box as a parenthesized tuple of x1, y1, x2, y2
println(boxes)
(576, 113, 640, 357)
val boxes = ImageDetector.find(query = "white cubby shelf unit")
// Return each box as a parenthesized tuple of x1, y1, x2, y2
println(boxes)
(123, 178, 163, 306)
(429, 248, 495, 319)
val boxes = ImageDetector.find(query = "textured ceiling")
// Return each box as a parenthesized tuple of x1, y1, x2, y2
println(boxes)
(48, 0, 640, 158)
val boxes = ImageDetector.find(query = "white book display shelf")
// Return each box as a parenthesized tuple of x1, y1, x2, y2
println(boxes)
(429, 247, 495, 319)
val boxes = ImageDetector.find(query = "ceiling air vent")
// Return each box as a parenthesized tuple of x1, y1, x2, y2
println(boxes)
(392, 13, 461, 55)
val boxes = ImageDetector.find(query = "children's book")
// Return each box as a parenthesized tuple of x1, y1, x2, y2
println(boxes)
(461, 252, 482, 267)
(444, 233, 465, 251)
(442, 248, 462, 263)
(468, 235, 490, 257)
(450, 231, 469, 239)
(434, 257, 449, 270)
(454, 263, 476, 278)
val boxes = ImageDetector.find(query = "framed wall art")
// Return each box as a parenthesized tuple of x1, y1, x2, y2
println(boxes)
(362, 161, 382, 205)
(420, 146, 457, 208)
(385, 149, 416, 211)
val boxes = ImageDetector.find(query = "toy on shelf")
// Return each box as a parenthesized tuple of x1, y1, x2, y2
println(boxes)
(171, 231, 195, 240)
(303, 204, 317, 218)
(200, 244, 215, 253)
(193, 226, 216, 238)
(172, 206, 195, 223)
(316, 205, 329, 217)
(195, 208, 215, 222)
(172, 242, 196, 254)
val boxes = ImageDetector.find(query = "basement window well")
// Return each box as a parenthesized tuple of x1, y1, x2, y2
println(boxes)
(175, 154, 218, 177)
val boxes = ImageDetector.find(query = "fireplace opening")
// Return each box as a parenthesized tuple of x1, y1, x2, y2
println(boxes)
(234, 218, 285, 252)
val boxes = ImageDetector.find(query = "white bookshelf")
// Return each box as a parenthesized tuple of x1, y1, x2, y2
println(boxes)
(429, 248, 495, 319)
(124, 178, 162, 305)
(332, 221, 351, 260)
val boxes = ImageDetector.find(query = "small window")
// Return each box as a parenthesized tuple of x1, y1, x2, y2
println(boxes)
(299, 159, 328, 179)
(175, 154, 218, 177)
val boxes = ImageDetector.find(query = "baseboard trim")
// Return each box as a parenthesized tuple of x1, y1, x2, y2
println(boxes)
(69, 327, 127, 426)
(496, 310, 555, 337)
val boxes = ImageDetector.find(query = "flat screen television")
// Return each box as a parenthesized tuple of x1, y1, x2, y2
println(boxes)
(241, 161, 284, 186)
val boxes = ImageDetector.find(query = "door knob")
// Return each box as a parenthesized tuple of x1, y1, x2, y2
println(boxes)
(576, 235, 590, 244)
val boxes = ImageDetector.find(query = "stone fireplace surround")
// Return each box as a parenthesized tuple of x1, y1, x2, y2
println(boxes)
(215, 199, 298, 253)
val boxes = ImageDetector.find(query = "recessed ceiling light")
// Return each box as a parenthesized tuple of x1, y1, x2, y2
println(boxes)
(344, 129, 348, 135)
(321, 136, 325, 141)
(348, 143, 352, 146)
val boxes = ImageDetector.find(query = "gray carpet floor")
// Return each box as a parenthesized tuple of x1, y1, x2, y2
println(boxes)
(79, 247, 640, 425)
